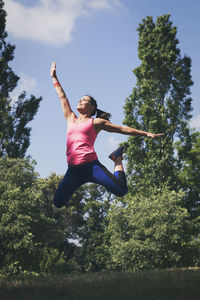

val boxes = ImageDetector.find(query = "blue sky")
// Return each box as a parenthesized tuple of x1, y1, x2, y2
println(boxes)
(4, 0, 200, 178)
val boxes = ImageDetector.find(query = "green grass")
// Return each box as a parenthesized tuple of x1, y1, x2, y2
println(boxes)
(0, 268, 200, 300)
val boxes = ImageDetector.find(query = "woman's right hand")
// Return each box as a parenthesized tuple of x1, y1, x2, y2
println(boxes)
(50, 61, 57, 78)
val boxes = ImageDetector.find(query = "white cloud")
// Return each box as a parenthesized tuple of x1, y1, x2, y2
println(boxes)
(190, 115, 200, 130)
(10, 73, 37, 101)
(5, 0, 124, 46)
(88, 0, 123, 10)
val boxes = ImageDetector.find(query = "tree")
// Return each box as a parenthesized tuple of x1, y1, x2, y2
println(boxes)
(0, 158, 73, 275)
(106, 186, 200, 271)
(107, 14, 200, 271)
(0, 0, 42, 158)
(123, 14, 193, 192)
(0, 157, 40, 275)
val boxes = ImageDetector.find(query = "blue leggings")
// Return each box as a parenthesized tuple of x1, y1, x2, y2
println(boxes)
(54, 159, 128, 208)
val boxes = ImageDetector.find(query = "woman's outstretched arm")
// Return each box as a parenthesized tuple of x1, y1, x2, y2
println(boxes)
(93, 118, 164, 138)
(50, 62, 76, 124)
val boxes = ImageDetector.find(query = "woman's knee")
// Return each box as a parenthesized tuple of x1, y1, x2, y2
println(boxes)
(53, 185, 70, 208)
(53, 194, 66, 208)
(115, 186, 128, 197)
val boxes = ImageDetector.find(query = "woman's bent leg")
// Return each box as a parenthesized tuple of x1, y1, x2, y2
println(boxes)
(92, 161, 128, 197)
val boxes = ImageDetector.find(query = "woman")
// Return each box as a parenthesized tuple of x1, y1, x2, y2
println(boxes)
(50, 62, 164, 208)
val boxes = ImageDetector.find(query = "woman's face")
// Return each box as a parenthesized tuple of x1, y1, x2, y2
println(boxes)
(76, 96, 95, 115)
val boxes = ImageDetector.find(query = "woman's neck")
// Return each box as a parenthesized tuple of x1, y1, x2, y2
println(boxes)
(78, 113, 91, 120)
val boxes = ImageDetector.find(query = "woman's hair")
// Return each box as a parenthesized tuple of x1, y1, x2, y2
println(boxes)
(86, 95, 112, 121)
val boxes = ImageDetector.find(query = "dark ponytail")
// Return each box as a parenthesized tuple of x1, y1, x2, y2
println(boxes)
(96, 108, 111, 121)
(86, 95, 112, 121)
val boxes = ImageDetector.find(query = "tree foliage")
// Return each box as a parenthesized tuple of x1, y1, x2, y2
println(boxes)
(175, 131, 200, 218)
(76, 184, 113, 272)
(0, 158, 84, 275)
(106, 186, 200, 271)
(0, 158, 114, 275)
(114, 14, 200, 270)
(0, 0, 42, 158)
(123, 14, 193, 191)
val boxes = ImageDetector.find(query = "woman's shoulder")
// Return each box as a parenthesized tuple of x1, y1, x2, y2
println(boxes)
(93, 118, 111, 125)
(93, 118, 111, 133)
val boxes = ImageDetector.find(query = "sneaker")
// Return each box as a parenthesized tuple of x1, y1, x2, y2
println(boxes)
(108, 146, 124, 161)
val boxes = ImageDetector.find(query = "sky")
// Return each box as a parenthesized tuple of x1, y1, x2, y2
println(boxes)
(4, 0, 200, 178)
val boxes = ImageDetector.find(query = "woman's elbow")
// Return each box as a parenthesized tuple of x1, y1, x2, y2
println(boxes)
(121, 126, 131, 135)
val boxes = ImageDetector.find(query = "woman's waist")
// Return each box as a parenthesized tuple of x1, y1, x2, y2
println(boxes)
(67, 148, 98, 165)
(68, 158, 99, 168)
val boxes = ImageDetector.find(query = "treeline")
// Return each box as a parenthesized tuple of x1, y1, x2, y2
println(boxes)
(0, 156, 200, 275)
(0, 0, 200, 276)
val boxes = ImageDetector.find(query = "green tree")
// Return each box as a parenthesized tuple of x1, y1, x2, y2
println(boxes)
(0, 0, 42, 158)
(106, 186, 200, 271)
(107, 14, 200, 271)
(0, 158, 69, 275)
(123, 14, 193, 192)
(0, 157, 39, 275)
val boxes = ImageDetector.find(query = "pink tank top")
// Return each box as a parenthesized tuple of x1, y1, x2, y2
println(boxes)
(66, 118, 98, 165)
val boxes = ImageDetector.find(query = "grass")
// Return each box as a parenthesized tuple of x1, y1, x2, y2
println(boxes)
(0, 268, 200, 300)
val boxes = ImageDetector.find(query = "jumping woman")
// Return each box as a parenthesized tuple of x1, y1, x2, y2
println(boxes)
(50, 62, 164, 208)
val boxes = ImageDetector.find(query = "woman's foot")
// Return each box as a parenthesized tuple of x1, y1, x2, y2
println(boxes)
(108, 146, 124, 162)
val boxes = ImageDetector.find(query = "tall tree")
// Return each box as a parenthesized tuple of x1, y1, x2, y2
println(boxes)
(106, 14, 200, 271)
(123, 14, 193, 193)
(0, 0, 42, 158)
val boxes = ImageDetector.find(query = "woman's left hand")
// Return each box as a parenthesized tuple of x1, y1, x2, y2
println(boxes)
(50, 61, 57, 78)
